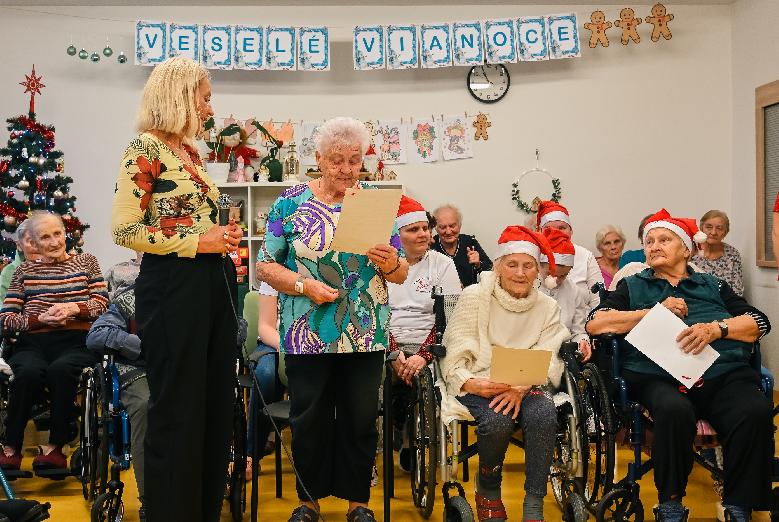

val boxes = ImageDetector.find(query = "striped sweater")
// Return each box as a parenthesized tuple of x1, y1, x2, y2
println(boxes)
(0, 253, 109, 333)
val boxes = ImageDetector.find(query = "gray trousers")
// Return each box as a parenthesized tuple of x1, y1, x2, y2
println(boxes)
(457, 391, 557, 498)
(122, 376, 149, 499)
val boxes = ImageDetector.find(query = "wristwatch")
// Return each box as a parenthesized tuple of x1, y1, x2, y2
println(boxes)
(294, 276, 306, 295)
(716, 320, 729, 339)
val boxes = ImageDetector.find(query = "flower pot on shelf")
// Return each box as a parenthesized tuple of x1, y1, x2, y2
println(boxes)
(206, 162, 230, 183)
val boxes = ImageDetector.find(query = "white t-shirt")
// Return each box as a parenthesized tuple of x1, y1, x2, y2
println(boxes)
(540, 278, 590, 344)
(570, 243, 603, 309)
(388, 250, 461, 345)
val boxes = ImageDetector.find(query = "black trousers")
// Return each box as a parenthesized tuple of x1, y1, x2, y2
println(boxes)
(624, 367, 773, 509)
(285, 351, 384, 503)
(137, 254, 237, 522)
(5, 330, 97, 450)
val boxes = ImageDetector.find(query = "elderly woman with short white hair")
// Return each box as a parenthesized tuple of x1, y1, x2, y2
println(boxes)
(595, 224, 626, 290)
(440, 226, 569, 522)
(0, 211, 107, 472)
(257, 117, 408, 522)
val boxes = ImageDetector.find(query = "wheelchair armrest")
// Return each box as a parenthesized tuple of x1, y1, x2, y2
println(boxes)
(428, 343, 446, 359)
(558, 341, 581, 374)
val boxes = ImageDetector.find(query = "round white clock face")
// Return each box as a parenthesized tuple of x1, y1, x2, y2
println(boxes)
(467, 64, 510, 104)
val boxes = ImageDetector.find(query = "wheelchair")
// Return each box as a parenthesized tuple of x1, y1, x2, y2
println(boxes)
(227, 352, 250, 522)
(383, 287, 591, 522)
(587, 283, 779, 522)
(78, 353, 132, 522)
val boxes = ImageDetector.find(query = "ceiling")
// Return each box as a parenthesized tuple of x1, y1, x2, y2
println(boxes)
(0, 0, 737, 5)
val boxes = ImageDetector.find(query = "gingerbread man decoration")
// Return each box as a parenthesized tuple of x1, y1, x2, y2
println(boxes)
(473, 113, 491, 141)
(584, 10, 612, 48)
(645, 3, 674, 42)
(614, 8, 643, 46)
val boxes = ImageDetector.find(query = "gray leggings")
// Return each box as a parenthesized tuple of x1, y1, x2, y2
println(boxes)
(457, 391, 557, 497)
(122, 376, 149, 499)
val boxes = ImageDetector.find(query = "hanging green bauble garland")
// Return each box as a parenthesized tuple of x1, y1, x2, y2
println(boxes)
(511, 177, 562, 213)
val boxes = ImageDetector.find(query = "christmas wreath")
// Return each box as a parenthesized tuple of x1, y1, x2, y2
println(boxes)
(511, 177, 562, 213)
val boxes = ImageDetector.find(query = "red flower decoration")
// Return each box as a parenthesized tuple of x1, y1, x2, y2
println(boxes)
(159, 216, 193, 238)
(131, 155, 162, 211)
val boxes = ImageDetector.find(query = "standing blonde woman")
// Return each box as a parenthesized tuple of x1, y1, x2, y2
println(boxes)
(112, 56, 243, 522)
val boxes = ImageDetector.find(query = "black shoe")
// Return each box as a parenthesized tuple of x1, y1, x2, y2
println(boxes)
(653, 504, 689, 522)
(0, 499, 51, 522)
(346, 506, 376, 522)
(289, 505, 319, 522)
(139, 498, 146, 522)
(398, 447, 411, 473)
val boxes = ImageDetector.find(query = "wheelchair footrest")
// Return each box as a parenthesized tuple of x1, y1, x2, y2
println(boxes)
(1, 469, 33, 480)
(33, 467, 72, 480)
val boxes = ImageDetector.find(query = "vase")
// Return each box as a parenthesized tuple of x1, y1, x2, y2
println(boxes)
(206, 162, 230, 183)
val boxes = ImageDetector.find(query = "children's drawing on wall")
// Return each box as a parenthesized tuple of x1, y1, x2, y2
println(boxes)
(300, 121, 323, 166)
(408, 119, 439, 163)
(375, 120, 406, 164)
(441, 116, 473, 160)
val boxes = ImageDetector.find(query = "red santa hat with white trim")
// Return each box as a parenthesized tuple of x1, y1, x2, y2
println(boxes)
(395, 195, 428, 229)
(536, 200, 571, 230)
(540, 227, 576, 267)
(642, 208, 708, 251)
(496, 225, 559, 289)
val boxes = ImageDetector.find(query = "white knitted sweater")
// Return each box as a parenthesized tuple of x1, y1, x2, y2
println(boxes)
(439, 271, 570, 424)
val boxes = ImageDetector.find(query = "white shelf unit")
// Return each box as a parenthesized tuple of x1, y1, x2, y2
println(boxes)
(216, 180, 404, 288)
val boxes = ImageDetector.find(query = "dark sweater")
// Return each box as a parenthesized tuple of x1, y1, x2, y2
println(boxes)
(592, 267, 770, 379)
(431, 234, 492, 287)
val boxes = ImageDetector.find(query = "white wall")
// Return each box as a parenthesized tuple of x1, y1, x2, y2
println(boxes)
(0, 4, 733, 269)
(732, 0, 779, 374)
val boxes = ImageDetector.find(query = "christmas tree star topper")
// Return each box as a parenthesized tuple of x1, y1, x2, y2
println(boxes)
(19, 65, 45, 115)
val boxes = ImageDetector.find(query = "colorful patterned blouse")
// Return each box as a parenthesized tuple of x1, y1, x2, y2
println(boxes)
(112, 133, 220, 257)
(258, 182, 403, 355)
(692, 243, 744, 296)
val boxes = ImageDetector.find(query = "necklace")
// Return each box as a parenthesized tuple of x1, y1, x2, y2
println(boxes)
(441, 238, 459, 258)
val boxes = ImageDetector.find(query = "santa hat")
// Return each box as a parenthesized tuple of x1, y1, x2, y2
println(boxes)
(396, 195, 428, 230)
(496, 225, 559, 289)
(642, 208, 707, 251)
(536, 200, 571, 230)
(540, 227, 576, 267)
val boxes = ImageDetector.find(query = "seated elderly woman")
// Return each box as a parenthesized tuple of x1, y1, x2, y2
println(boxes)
(692, 209, 744, 296)
(386, 196, 461, 470)
(595, 225, 626, 290)
(0, 211, 108, 471)
(586, 209, 772, 522)
(440, 226, 569, 522)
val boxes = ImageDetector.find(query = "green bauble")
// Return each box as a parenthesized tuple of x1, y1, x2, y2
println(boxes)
(90, 52, 100, 63)
(78, 49, 88, 60)
(66, 44, 77, 56)
(103, 45, 113, 57)
(117, 52, 127, 64)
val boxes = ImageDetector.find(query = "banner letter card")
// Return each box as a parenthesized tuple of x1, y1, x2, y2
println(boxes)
(201, 25, 233, 69)
(234, 26, 264, 70)
(420, 23, 452, 68)
(353, 25, 385, 70)
(452, 21, 483, 66)
(136, 21, 168, 66)
(484, 19, 517, 64)
(386, 25, 418, 70)
(516, 17, 548, 61)
(168, 23, 199, 61)
(298, 27, 329, 71)
(267, 26, 296, 70)
(546, 13, 580, 59)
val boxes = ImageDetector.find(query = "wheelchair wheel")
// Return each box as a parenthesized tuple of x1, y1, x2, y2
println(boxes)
(771, 486, 779, 522)
(409, 366, 438, 519)
(228, 390, 247, 522)
(80, 365, 109, 501)
(564, 492, 589, 522)
(596, 488, 643, 522)
(91, 491, 124, 522)
(444, 495, 474, 522)
(551, 369, 589, 511)
(580, 364, 616, 506)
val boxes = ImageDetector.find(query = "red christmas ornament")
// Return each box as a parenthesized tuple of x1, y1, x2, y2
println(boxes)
(19, 65, 45, 115)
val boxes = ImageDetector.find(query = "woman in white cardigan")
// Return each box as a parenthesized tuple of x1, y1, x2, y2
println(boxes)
(440, 226, 570, 522)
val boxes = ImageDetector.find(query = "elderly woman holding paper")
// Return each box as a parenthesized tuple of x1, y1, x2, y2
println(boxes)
(586, 208, 772, 522)
(256, 116, 407, 522)
(439, 226, 569, 522)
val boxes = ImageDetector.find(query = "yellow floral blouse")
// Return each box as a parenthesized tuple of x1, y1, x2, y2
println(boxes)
(112, 133, 220, 257)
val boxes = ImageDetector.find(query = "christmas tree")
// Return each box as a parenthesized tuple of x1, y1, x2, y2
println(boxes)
(0, 65, 88, 261)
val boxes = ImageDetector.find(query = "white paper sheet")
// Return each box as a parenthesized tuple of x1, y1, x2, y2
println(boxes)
(625, 303, 719, 386)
